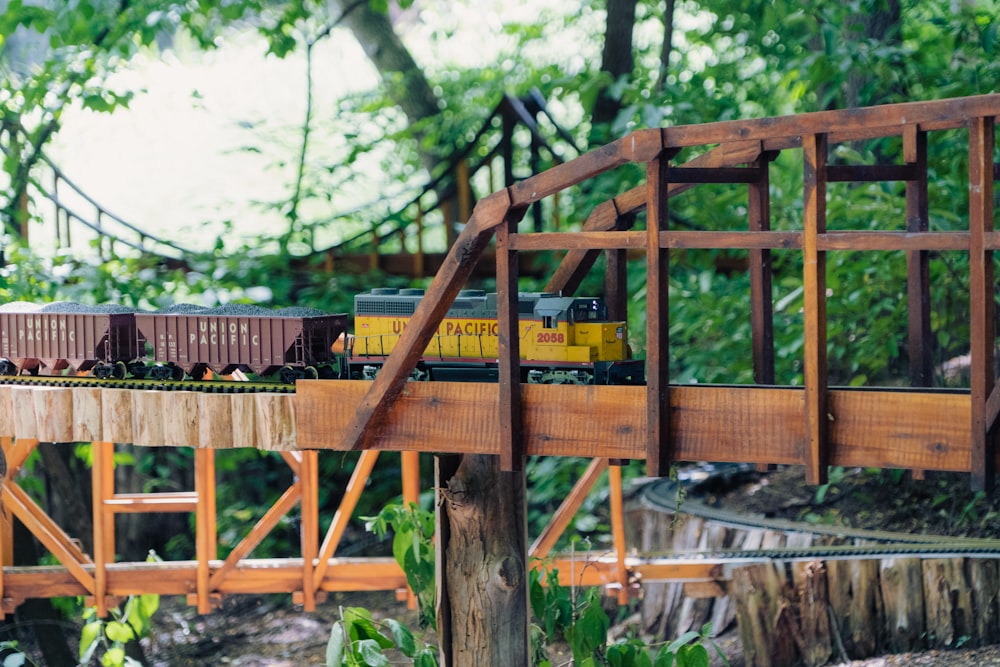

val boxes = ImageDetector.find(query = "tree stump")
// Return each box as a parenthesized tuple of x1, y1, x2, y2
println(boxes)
(879, 557, 925, 652)
(436, 454, 528, 666)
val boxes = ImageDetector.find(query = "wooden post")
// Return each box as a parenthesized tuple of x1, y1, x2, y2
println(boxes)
(646, 150, 672, 476)
(802, 133, 830, 485)
(749, 152, 775, 385)
(497, 206, 523, 471)
(969, 115, 996, 492)
(436, 454, 528, 666)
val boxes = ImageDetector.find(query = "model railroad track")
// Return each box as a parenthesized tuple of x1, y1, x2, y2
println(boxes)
(0, 374, 296, 394)
(640, 475, 1000, 563)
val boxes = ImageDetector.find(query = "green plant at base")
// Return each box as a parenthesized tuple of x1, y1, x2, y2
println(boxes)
(363, 503, 436, 629)
(325, 607, 437, 667)
(0, 640, 38, 667)
(79, 555, 160, 667)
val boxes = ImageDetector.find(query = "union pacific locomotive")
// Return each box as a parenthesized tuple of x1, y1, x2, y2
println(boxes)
(349, 289, 642, 384)
(0, 290, 642, 385)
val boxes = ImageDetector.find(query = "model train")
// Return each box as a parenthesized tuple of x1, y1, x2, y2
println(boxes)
(0, 290, 642, 385)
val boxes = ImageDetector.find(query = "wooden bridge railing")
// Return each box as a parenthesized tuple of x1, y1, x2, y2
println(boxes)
(301, 93, 1000, 489)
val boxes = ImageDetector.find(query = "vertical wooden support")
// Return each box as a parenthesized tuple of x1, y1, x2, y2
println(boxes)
(299, 451, 319, 611)
(607, 464, 630, 604)
(415, 204, 426, 278)
(497, 207, 524, 472)
(803, 133, 830, 485)
(969, 115, 996, 492)
(749, 153, 775, 385)
(905, 126, 932, 386)
(194, 446, 215, 613)
(646, 152, 672, 476)
(0, 438, 11, 568)
(91, 441, 113, 617)
(402, 451, 420, 507)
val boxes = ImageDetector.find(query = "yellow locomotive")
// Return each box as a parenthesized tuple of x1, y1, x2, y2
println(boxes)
(348, 288, 642, 384)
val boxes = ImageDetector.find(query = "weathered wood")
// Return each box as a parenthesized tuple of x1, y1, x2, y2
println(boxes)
(254, 393, 295, 450)
(826, 557, 882, 658)
(100, 388, 133, 444)
(199, 394, 233, 449)
(71, 387, 102, 442)
(802, 132, 829, 485)
(922, 558, 973, 648)
(967, 558, 999, 647)
(791, 561, 832, 667)
(0, 389, 12, 443)
(131, 391, 163, 446)
(879, 557, 925, 652)
(32, 388, 73, 443)
(732, 563, 796, 667)
(437, 455, 528, 666)
(905, 126, 933, 387)
(231, 394, 258, 449)
(163, 392, 199, 448)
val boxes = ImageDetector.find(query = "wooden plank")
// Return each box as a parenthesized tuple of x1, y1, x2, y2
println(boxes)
(970, 116, 997, 491)
(199, 394, 234, 449)
(131, 391, 164, 446)
(0, 388, 12, 438)
(513, 229, 804, 251)
(802, 133, 830, 485)
(101, 388, 133, 444)
(297, 382, 972, 472)
(255, 393, 296, 450)
(905, 127, 933, 387)
(661, 94, 1000, 148)
(11, 387, 38, 441)
(646, 152, 672, 476)
(338, 190, 510, 454)
(231, 394, 258, 449)
(816, 231, 968, 251)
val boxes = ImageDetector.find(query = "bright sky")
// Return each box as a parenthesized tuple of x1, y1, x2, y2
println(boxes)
(42, 1, 600, 255)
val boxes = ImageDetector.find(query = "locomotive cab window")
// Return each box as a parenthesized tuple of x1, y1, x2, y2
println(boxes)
(571, 299, 606, 323)
(542, 315, 556, 329)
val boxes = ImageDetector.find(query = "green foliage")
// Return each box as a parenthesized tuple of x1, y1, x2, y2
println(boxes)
(0, 641, 38, 667)
(364, 503, 436, 629)
(326, 607, 438, 667)
(79, 588, 160, 667)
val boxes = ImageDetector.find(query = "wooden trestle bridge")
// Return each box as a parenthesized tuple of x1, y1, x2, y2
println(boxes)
(0, 94, 998, 621)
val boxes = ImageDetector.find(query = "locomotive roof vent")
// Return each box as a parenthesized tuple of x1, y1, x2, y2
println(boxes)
(370, 288, 400, 295)
(399, 288, 425, 296)
(458, 289, 486, 297)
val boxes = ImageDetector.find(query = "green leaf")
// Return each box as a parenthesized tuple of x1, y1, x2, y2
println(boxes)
(385, 619, 415, 657)
(79, 621, 102, 661)
(356, 639, 389, 666)
(101, 647, 126, 667)
(105, 620, 135, 643)
(676, 644, 709, 667)
(653, 647, 675, 667)
(3, 653, 26, 667)
(326, 622, 345, 667)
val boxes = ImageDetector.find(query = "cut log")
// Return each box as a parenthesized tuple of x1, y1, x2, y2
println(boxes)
(791, 560, 832, 667)
(922, 558, 972, 648)
(827, 557, 882, 658)
(732, 563, 797, 667)
(879, 557, 925, 652)
(967, 558, 999, 647)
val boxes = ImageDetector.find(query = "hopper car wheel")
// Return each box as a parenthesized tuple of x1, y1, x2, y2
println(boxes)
(305, 366, 319, 380)
(0, 359, 16, 376)
(279, 366, 298, 384)
(112, 361, 127, 380)
(189, 365, 207, 381)
(170, 364, 184, 381)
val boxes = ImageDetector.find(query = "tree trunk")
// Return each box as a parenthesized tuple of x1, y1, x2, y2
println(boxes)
(591, 0, 637, 143)
(436, 454, 528, 666)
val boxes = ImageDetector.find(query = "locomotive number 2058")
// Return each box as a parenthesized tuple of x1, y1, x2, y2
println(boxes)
(536, 332, 565, 343)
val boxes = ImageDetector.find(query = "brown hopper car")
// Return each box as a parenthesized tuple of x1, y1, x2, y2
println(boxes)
(0, 303, 348, 382)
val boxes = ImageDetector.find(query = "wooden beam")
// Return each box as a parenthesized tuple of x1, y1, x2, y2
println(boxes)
(749, 153, 775, 385)
(970, 115, 997, 492)
(661, 94, 1000, 148)
(529, 458, 608, 558)
(802, 133, 830, 485)
(905, 126, 933, 388)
